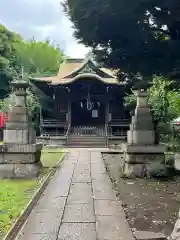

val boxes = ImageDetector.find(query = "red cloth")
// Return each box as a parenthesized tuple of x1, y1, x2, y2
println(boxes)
(0, 112, 10, 128)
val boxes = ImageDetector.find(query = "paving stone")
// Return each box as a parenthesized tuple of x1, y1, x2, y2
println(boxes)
(17, 233, 57, 240)
(72, 169, 91, 183)
(96, 215, 134, 240)
(91, 163, 107, 173)
(58, 223, 96, 240)
(94, 200, 124, 216)
(67, 183, 93, 204)
(34, 197, 66, 212)
(91, 172, 111, 182)
(63, 204, 95, 223)
(92, 180, 116, 200)
(15, 150, 134, 240)
(45, 183, 71, 197)
(54, 166, 75, 179)
(75, 163, 90, 171)
(23, 211, 62, 234)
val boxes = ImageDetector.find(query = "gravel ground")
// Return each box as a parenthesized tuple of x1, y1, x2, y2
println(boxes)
(102, 153, 180, 236)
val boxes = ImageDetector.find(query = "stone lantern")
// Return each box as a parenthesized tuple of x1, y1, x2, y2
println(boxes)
(0, 79, 42, 178)
(121, 89, 166, 178)
(4, 80, 35, 144)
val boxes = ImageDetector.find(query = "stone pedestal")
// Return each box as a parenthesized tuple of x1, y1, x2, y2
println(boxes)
(122, 91, 166, 178)
(0, 80, 42, 179)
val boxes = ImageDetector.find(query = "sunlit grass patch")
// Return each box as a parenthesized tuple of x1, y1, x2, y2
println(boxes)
(0, 148, 64, 237)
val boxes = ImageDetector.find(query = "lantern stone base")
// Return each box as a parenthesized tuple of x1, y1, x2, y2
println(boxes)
(121, 144, 166, 178)
(0, 143, 42, 179)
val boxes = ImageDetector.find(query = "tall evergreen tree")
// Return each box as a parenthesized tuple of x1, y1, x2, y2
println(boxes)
(63, 0, 180, 81)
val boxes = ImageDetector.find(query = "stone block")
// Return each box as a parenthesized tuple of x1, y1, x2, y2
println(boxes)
(14, 163, 41, 178)
(0, 164, 14, 178)
(127, 130, 155, 145)
(124, 153, 165, 164)
(0, 163, 41, 179)
(122, 162, 147, 178)
(121, 90, 166, 179)
(133, 230, 167, 240)
(4, 128, 36, 144)
(123, 144, 166, 154)
(4, 153, 34, 164)
(121, 150, 165, 178)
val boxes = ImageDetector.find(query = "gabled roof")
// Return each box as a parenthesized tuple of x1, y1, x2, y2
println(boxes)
(31, 58, 122, 85)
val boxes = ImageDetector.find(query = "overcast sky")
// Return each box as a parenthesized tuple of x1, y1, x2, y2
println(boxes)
(0, 0, 88, 58)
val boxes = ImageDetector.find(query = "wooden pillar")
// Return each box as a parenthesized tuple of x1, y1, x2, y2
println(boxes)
(68, 92, 71, 126)
(105, 100, 109, 125)
(105, 87, 110, 125)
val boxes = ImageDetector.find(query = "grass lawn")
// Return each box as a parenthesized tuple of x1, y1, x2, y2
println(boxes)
(41, 148, 63, 168)
(0, 148, 64, 238)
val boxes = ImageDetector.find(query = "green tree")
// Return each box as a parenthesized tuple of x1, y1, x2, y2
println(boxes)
(125, 76, 179, 122)
(0, 24, 21, 97)
(13, 39, 64, 77)
(0, 25, 65, 129)
(63, 0, 180, 80)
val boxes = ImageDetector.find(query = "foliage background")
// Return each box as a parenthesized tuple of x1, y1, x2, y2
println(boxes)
(0, 24, 64, 124)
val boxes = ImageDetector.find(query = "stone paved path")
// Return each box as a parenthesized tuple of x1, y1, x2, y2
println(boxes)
(17, 149, 134, 240)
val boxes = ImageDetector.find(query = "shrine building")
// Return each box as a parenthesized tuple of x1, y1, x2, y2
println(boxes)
(31, 58, 131, 147)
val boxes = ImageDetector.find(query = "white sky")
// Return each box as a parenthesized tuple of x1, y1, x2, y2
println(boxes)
(0, 0, 89, 58)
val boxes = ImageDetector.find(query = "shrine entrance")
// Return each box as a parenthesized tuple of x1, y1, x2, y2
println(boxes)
(71, 99, 105, 126)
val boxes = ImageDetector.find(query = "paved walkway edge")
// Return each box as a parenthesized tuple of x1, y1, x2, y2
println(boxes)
(3, 153, 67, 240)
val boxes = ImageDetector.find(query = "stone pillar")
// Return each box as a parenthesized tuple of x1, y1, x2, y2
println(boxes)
(0, 80, 42, 179)
(127, 91, 155, 145)
(4, 81, 35, 144)
(122, 90, 165, 178)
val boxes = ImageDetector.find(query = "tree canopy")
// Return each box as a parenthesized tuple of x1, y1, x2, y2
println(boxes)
(0, 24, 21, 96)
(0, 24, 65, 123)
(63, 0, 180, 80)
(14, 39, 64, 77)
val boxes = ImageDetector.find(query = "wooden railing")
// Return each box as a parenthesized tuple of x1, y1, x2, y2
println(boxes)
(108, 128, 127, 137)
(71, 126, 105, 136)
(42, 119, 67, 127)
(110, 118, 130, 126)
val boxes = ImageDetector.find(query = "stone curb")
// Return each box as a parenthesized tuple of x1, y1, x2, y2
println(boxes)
(3, 153, 67, 240)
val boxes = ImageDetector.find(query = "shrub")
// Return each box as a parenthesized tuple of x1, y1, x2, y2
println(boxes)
(149, 162, 169, 178)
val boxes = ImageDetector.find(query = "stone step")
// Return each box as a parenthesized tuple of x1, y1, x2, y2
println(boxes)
(67, 135, 107, 147)
(68, 139, 106, 143)
(67, 142, 107, 145)
(67, 145, 107, 148)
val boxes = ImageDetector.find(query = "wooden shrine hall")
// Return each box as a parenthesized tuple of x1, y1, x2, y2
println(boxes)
(31, 58, 131, 147)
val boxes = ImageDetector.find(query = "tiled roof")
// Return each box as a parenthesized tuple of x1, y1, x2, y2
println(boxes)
(57, 59, 84, 78)
(31, 58, 122, 85)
